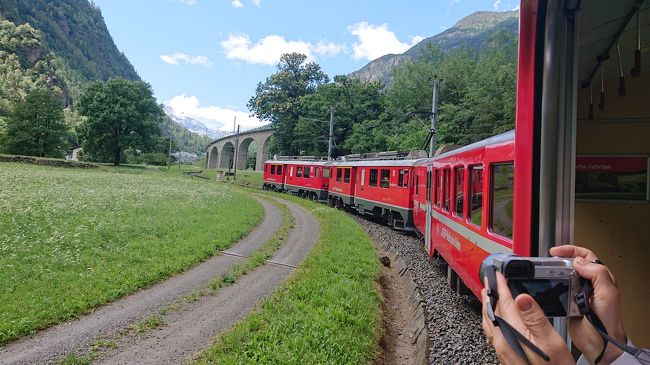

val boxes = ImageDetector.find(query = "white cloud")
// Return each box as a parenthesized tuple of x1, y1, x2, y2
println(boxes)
(251, 0, 261, 6)
(231, 0, 243, 8)
(160, 53, 212, 66)
(167, 94, 266, 131)
(348, 22, 422, 61)
(493, 0, 502, 10)
(175, 0, 196, 5)
(513, 5, 520, 11)
(221, 33, 314, 65)
(313, 40, 347, 57)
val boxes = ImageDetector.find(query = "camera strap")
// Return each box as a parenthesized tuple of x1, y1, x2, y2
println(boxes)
(575, 281, 650, 365)
(485, 265, 551, 364)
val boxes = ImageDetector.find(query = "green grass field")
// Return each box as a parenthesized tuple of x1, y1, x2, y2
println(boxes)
(0, 162, 263, 345)
(196, 192, 381, 365)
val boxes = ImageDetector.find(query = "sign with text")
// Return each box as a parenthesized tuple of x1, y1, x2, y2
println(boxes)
(576, 156, 649, 201)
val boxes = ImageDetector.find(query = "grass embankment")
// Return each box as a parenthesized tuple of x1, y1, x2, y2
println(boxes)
(196, 192, 381, 364)
(0, 162, 263, 345)
(161, 164, 264, 189)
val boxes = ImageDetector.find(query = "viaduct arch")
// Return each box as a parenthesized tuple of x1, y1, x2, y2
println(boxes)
(205, 125, 273, 171)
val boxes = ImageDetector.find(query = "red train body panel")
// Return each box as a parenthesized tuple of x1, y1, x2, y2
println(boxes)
(413, 131, 516, 298)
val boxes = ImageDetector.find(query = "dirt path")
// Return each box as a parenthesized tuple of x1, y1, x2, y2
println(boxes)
(94, 199, 319, 364)
(0, 197, 284, 365)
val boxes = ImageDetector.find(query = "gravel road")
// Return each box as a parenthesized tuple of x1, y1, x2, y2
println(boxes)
(94, 199, 319, 364)
(0, 197, 285, 365)
(354, 217, 498, 365)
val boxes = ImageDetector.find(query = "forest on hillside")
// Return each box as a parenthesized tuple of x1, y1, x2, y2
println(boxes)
(249, 32, 518, 157)
(0, 4, 210, 161)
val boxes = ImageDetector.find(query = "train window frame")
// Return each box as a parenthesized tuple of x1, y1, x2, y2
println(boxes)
(398, 169, 409, 188)
(361, 169, 366, 186)
(426, 169, 432, 201)
(304, 166, 311, 178)
(323, 167, 330, 178)
(296, 166, 302, 177)
(443, 168, 451, 211)
(468, 165, 484, 227)
(270, 165, 276, 174)
(344, 168, 351, 183)
(489, 162, 514, 240)
(336, 168, 342, 182)
(380, 169, 390, 188)
(369, 169, 378, 187)
(454, 166, 465, 218)
(315, 167, 320, 178)
(277, 165, 282, 175)
(433, 169, 439, 207)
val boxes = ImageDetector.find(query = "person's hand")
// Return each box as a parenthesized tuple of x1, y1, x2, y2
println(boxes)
(550, 245, 627, 365)
(481, 271, 575, 365)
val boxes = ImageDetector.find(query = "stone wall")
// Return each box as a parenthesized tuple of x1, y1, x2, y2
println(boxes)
(0, 155, 98, 168)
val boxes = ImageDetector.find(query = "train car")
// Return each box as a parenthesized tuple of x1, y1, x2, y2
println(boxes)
(262, 161, 286, 191)
(351, 156, 423, 231)
(411, 0, 650, 345)
(327, 161, 357, 208)
(276, 159, 330, 202)
(413, 131, 515, 297)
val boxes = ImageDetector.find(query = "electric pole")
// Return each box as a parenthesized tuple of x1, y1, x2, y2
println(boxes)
(328, 106, 334, 161)
(429, 77, 440, 158)
(233, 125, 240, 180)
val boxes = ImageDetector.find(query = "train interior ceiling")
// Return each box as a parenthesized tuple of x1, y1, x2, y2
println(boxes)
(569, 0, 649, 346)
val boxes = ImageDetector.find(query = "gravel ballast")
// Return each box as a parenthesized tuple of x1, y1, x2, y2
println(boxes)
(354, 217, 499, 365)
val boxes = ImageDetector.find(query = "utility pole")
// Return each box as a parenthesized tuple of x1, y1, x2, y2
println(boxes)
(429, 77, 440, 158)
(328, 106, 335, 161)
(167, 136, 172, 170)
(233, 125, 240, 180)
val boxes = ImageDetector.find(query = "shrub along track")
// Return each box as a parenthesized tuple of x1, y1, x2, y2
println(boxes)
(0, 197, 319, 364)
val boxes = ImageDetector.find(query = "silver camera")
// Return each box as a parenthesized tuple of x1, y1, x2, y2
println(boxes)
(480, 254, 583, 317)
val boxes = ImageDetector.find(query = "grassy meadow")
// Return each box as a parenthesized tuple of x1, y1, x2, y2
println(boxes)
(0, 162, 263, 345)
(196, 191, 381, 364)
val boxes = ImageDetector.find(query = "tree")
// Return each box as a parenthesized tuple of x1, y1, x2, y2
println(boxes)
(3, 88, 67, 157)
(77, 79, 162, 165)
(247, 53, 329, 154)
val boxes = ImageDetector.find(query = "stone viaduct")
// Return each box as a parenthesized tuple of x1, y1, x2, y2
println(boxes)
(204, 124, 274, 171)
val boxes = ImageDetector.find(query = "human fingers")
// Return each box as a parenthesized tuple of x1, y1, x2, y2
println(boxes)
(515, 295, 576, 365)
(549, 245, 598, 260)
(571, 257, 626, 363)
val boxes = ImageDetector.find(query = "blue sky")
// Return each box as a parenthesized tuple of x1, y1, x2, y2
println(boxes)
(92, 0, 519, 131)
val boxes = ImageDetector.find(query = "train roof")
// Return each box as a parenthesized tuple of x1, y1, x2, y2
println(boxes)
(329, 159, 423, 167)
(415, 130, 515, 165)
(264, 159, 330, 166)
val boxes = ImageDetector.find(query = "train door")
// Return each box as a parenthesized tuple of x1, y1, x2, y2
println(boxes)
(424, 165, 432, 255)
(518, 0, 650, 345)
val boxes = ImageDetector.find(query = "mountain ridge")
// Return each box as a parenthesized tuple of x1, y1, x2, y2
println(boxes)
(349, 10, 519, 86)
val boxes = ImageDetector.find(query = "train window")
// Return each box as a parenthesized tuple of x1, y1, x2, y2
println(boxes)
(271, 165, 276, 174)
(416, 173, 420, 195)
(469, 166, 483, 226)
(490, 163, 514, 239)
(336, 168, 342, 182)
(277, 165, 283, 175)
(426, 170, 432, 200)
(304, 166, 310, 178)
(344, 168, 351, 183)
(323, 167, 330, 178)
(455, 167, 465, 218)
(296, 166, 303, 178)
(380, 169, 390, 188)
(361, 169, 365, 186)
(433, 170, 440, 207)
(398, 169, 409, 188)
(443, 169, 450, 211)
(369, 169, 378, 187)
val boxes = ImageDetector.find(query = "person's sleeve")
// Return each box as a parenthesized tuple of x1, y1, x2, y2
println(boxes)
(576, 339, 646, 365)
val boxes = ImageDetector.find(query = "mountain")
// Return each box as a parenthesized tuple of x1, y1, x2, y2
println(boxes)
(163, 106, 226, 140)
(349, 10, 519, 86)
(0, 0, 139, 86)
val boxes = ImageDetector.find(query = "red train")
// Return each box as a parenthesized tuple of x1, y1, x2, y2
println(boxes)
(260, 0, 650, 345)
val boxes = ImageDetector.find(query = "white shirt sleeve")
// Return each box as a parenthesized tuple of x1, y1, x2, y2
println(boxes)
(576, 339, 645, 365)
